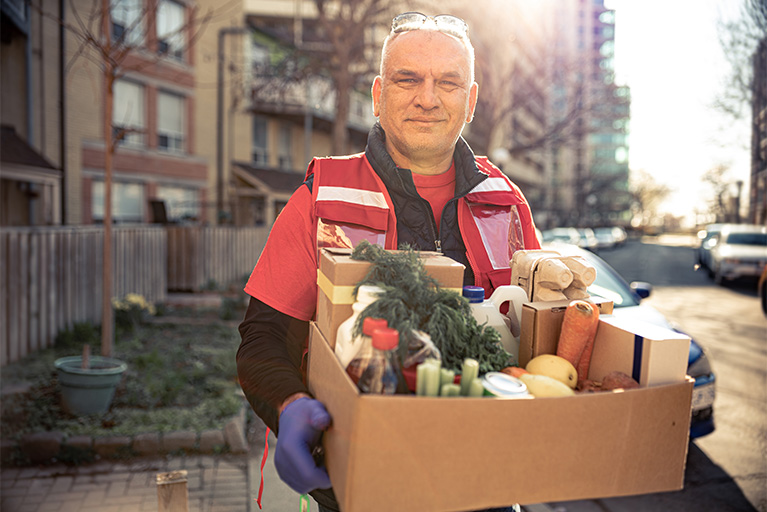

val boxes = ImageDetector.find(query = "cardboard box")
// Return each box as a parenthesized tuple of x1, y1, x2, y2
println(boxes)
(519, 298, 614, 367)
(307, 322, 693, 512)
(588, 315, 691, 386)
(316, 248, 465, 347)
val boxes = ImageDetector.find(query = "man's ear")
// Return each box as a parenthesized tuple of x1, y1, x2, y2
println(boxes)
(466, 82, 478, 123)
(372, 76, 383, 117)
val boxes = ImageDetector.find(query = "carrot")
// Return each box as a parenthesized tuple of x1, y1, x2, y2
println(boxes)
(575, 318, 599, 381)
(501, 366, 529, 379)
(556, 300, 599, 377)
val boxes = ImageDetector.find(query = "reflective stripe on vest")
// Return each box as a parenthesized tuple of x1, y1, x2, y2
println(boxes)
(316, 186, 389, 210)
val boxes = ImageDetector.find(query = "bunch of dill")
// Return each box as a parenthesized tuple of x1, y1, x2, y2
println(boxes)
(349, 240, 512, 374)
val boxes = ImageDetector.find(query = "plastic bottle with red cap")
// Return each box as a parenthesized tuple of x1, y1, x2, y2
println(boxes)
(357, 327, 402, 394)
(346, 317, 389, 384)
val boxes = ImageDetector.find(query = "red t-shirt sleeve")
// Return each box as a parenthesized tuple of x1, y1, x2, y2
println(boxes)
(244, 184, 318, 321)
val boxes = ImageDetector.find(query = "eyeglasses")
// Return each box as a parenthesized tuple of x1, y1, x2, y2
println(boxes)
(390, 12, 469, 40)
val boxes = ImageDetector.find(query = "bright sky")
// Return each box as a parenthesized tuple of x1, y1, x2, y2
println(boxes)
(607, 0, 752, 224)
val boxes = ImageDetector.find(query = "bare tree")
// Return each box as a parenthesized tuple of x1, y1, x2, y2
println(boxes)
(715, 0, 767, 120)
(629, 169, 672, 227)
(30, 0, 225, 357)
(702, 163, 742, 222)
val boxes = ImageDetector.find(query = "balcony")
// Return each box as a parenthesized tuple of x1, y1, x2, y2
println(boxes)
(248, 71, 376, 134)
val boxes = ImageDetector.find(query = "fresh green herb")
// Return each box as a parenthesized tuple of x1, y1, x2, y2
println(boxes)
(349, 240, 511, 373)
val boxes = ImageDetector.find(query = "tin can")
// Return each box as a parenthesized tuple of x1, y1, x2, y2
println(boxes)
(482, 372, 532, 399)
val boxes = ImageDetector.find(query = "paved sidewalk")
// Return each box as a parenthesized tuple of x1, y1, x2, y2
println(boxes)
(1, 416, 555, 512)
(1, 454, 250, 512)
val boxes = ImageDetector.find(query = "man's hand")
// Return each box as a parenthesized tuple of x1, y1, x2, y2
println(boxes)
(274, 397, 332, 494)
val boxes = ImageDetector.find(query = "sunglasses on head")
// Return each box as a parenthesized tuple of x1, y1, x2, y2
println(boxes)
(390, 12, 469, 39)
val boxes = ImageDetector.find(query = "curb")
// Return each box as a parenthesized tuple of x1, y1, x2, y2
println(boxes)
(4, 401, 249, 467)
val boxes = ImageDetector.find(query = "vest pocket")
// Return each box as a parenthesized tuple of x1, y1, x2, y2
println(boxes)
(317, 218, 387, 255)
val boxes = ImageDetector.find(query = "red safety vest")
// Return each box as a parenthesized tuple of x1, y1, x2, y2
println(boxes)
(306, 153, 540, 295)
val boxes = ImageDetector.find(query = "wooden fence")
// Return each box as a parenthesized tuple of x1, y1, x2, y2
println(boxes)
(1, 226, 167, 366)
(166, 226, 268, 291)
(0, 225, 269, 366)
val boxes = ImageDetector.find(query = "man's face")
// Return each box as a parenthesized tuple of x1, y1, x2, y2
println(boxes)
(372, 30, 478, 170)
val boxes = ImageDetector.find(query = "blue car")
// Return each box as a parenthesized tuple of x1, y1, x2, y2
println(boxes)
(544, 242, 716, 439)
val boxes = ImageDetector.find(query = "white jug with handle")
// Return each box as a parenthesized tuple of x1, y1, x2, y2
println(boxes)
(462, 285, 528, 365)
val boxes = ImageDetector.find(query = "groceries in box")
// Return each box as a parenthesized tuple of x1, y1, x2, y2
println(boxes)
(308, 247, 694, 510)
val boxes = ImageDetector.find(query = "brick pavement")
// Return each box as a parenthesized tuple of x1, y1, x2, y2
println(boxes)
(0, 454, 250, 512)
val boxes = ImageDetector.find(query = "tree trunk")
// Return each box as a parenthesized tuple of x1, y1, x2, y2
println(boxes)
(101, 0, 114, 358)
(332, 70, 351, 155)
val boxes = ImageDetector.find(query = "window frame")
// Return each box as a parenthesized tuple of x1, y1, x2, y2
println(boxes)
(157, 89, 186, 154)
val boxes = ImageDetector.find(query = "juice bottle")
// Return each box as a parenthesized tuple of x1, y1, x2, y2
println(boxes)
(346, 317, 389, 384)
(357, 327, 401, 394)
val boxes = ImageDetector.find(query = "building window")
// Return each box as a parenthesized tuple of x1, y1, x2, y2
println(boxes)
(156, 185, 199, 221)
(92, 181, 144, 223)
(252, 116, 268, 165)
(111, 0, 143, 46)
(157, 91, 185, 152)
(157, 0, 184, 61)
(113, 79, 145, 147)
(278, 123, 292, 169)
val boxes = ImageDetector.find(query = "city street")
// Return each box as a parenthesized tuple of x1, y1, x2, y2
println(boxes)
(547, 235, 767, 512)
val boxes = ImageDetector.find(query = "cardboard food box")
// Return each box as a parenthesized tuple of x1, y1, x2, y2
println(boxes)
(519, 298, 614, 367)
(588, 315, 691, 386)
(316, 248, 465, 347)
(307, 322, 693, 512)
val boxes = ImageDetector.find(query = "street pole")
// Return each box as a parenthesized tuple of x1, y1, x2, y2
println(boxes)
(216, 26, 249, 225)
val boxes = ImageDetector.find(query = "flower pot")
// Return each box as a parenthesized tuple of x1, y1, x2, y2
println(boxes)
(54, 356, 127, 416)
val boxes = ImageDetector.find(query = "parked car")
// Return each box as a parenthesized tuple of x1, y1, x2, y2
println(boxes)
(696, 223, 725, 272)
(541, 227, 581, 245)
(576, 228, 599, 251)
(611, 226, 628, 246)
(759, 266, 767, 317)
(593, 227, 617, 250)
(709, 224, 767, 284)
(543, 242, 716, 439)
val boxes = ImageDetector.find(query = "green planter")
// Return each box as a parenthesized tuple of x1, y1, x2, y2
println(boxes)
(55, 356, 127, 416)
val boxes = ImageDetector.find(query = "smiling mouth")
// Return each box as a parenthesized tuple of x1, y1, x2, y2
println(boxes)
(407, 118, 444, 124)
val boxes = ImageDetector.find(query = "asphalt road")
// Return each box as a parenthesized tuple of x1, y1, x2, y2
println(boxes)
(546, 235, 767, 512)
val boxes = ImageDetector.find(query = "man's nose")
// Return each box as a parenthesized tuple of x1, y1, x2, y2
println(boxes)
(414, 81, 439, 110)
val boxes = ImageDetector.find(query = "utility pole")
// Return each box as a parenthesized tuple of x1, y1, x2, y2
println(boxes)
(216, 26, 250, 224)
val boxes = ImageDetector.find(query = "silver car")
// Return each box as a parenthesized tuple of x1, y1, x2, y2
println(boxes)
(709, 224, 767, 284)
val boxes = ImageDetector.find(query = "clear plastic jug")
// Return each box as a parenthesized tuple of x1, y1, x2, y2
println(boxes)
(462, 285, 528, 364)
(335, 284, 385, 368)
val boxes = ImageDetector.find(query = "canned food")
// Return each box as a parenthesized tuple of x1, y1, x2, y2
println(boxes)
(482, 372, 532, 398)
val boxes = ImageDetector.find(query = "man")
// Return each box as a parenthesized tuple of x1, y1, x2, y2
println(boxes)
(237, 12, 539, 512)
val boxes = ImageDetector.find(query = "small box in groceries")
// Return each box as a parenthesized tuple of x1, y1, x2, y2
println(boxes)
(308, 319, 694, 512)
(588, 315, 691, 386)
(519, 298, 614, 367)
(316, 248, 465, 347)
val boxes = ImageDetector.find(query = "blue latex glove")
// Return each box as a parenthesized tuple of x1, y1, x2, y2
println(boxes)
(274, 397, 332, 493)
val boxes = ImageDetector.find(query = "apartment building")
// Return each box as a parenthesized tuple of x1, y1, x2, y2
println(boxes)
(231, 1, 378, 226)
(549, 0, 631, 227)
(1, 0, 62, 225)
(0, 0, 255, 227)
